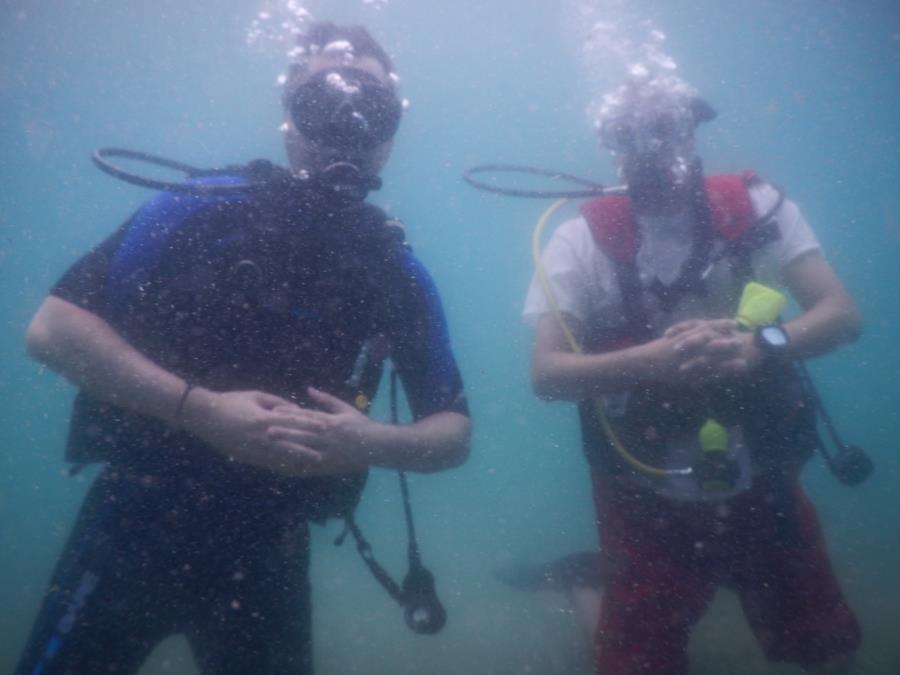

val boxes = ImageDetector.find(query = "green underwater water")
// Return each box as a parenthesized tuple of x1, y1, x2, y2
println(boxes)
(1, 1, 898, 673)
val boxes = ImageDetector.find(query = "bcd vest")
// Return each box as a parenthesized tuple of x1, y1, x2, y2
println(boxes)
(577, 172, 818, 487)
(66, 169, 406, 518)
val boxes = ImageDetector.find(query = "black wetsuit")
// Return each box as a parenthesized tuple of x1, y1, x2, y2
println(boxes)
(16, 176, 467, 675)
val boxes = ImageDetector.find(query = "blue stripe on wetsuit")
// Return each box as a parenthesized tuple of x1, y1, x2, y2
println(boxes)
(391, 250, 466, 420)
(107, 175, 247, 310)
(104, 179, 465, 420)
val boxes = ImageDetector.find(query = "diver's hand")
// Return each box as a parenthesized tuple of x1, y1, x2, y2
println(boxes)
(664, 319, 762, 377)
(663, 318, 738, 341)
(264, 387, 379, 476)
(640, 319, 751, 384)
(639, 333, 700, 384)
(181, 388, 325, 475)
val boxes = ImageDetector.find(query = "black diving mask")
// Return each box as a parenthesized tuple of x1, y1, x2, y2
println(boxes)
(289, 67, 402, 151)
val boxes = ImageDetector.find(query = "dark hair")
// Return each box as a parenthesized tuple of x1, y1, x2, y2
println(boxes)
(283, 22, 395, 108)
(297, 21, 394, 75)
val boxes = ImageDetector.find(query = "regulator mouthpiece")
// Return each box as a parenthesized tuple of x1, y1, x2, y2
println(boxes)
(311, 161, 381, 205)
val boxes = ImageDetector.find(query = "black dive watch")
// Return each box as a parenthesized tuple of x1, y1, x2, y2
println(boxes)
(755, 324, 790, 359)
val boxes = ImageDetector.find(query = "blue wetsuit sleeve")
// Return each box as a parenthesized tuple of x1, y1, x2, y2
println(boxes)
(386, 250, 468, 420)
(51, 178, 247, 321)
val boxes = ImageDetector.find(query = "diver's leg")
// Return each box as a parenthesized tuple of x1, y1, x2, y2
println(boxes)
(590, 472, 716, 675)
(738, 484, 860, 670)
(595, 552, 715, 675)
(188, 521, 313, 675)
(14, 470, 171, 675)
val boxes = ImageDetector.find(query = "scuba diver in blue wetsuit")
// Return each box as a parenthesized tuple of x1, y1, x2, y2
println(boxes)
(16, 22, 470, 675)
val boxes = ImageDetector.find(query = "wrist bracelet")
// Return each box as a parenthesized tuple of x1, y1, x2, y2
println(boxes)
(175, 382, 195, 423)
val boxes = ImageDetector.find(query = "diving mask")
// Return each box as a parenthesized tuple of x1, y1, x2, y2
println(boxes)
(289, 67, 402, 151)
(601, 105, 699, 192)
(599, 96, 715, 155)
(600, 105, 695, 156)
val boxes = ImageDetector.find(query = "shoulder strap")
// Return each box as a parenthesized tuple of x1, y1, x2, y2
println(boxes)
(581, 173, 762, 260)
(704, 172, 758, 241)
(581, 195, 640, 262)
(107, 175, 250, 310)
(580, 176, 719, 321)
(580, 196, 652, 339)
(709, 171, 786, 290)
(565, 171, 792, 361)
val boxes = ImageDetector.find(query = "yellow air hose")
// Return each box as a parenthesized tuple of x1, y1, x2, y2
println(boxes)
(531, 199, 691, 478)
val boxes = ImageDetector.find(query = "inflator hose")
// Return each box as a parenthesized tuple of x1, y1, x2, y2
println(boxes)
(531, 199, 692, 478)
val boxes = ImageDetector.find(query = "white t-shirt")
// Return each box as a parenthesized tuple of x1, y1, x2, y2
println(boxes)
(522, 180, 821, 500)
(523, 181, 820, 329)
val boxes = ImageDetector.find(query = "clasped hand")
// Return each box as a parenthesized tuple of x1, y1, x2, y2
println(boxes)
(646, 318, 762, 384)
(183, 386, 379, 477)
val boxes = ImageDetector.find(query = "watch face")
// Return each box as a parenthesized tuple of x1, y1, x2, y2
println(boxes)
(761, 325, 789, 348)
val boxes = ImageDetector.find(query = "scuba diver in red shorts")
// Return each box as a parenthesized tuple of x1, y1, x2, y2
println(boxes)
(521, 73, 862, 674)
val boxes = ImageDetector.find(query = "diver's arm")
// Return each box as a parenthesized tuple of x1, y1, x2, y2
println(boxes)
(267, 388, 471, 473)
(26, 295, 325, 472)
(779, 251, 862, 358)
(531, 312, 680, 401)
(673, 252, 862, 375)
(354, 408, 471, 472)
(27, 295, 189, 427)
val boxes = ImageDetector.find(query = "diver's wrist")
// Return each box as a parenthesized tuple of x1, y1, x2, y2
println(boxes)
(357, 418, 398, 466)
(178, 386, 216, 433)
(633, 339, 674, 383)
(740, 331, 765, 371)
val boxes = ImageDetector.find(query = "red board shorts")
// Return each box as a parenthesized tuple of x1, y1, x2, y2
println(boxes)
(591, 470, 861, 675)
